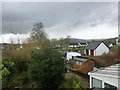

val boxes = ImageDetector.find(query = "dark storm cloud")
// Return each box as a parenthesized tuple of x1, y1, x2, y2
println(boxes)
(2, 2, 118, 38)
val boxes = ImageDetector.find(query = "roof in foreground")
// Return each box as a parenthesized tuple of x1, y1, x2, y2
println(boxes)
(88, 64, 120, 78)
(88, 64, 120, 88)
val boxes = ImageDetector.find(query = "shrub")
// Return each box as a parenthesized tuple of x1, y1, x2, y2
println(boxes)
(94, 53, 117, 67)
(9, 71, 29, 88)
(2, 58, 15, 88)
(28, 47, 65, 88)
(20, 72, 29, 85)
(110, 45, 120, 59)
(62, 76, 82, 89)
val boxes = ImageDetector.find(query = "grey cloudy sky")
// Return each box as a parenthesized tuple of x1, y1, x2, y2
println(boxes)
(2, 2, 118, 40)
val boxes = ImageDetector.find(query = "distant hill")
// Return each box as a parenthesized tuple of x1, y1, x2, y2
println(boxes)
(69, 38, 92, 44)
(69, 37, 117, 44)
(101, 37, 117, 45)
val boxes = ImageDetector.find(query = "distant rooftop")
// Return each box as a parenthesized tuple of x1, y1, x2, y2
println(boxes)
(69, 38, 91, 44)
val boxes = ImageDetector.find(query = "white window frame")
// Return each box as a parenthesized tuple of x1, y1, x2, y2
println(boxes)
(76, 61, 79, 65)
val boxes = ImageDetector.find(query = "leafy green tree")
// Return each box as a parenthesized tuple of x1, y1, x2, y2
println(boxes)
(28, 47, 65, 88)
(110, 45, 120, 59)
(57, 36, 71, 47)
(4, 46, 30, 73)
(2, 58, 15, 88)
(50, 38, 58, 47)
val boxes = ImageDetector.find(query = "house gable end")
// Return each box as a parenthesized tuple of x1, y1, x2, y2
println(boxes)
(95, 42, 109, 50)
(94, 42, 109, 56)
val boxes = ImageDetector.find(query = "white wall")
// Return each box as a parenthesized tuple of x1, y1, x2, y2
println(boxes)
(89, 75, 118, 88)
(94, 43, 109, 56)
(89, 50, 91, 55)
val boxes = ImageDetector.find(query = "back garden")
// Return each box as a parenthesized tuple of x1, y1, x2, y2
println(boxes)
(1, 22, 120, 89)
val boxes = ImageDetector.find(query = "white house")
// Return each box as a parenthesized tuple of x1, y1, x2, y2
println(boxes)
(85, 42, 109, 56)
(66, 52, 81, 61)
(88, 64, 120, 89)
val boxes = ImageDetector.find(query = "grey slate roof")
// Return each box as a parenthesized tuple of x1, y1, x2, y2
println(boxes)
(85, 42, 102, 50)
(73, 56, 89, 62)
(73, 57, 88, 62)
(88, 63, 120, 80)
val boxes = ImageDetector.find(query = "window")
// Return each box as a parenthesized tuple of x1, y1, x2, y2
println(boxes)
(92, 78, 102, 88)
(79, 62, 82, 65)
(76, 61, 79, 65)
(105, 83, 117, 89)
